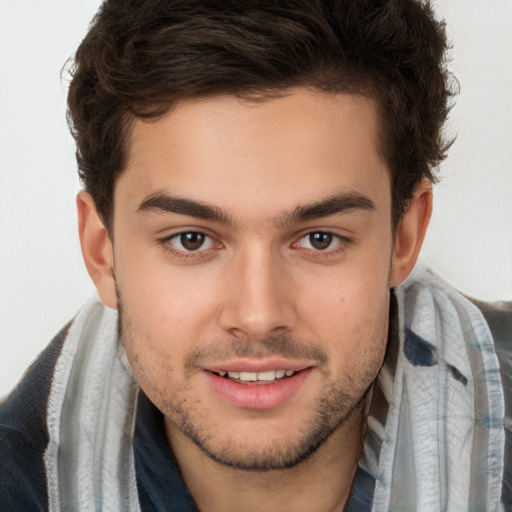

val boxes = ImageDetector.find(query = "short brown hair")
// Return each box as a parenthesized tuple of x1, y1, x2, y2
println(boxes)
(67, 0, 455, 230)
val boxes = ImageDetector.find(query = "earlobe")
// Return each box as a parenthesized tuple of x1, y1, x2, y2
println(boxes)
(77, 191, 118, 309)
(390, 179, 433, 287)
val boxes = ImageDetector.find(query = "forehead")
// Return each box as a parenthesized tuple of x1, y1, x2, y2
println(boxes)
(117, 88, 390, 222)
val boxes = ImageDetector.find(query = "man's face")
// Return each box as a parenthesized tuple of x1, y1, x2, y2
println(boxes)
(112, 88, 394, 469)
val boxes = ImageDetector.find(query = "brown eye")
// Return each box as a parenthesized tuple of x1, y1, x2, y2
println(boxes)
(295, 231, 346, 253)
(308, 232, 333, 250)
(168, 231, 215, 253)
(180, 232, 205, 251)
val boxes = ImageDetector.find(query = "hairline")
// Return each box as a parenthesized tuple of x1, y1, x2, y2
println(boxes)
(102, 84, 402, 234)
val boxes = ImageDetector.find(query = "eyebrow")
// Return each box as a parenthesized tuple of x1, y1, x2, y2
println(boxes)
(277, 191, 375, 226)
(136, 190, 375, 226)
(137, 193, 233, 224)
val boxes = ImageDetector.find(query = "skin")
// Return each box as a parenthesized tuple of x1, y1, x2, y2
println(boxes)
(78, 88, 432, 511)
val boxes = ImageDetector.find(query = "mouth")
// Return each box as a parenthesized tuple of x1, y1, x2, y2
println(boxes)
(204, 363, 313, 410)
(211, 369, 298, 384)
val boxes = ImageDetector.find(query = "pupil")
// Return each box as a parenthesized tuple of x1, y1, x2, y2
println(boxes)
(310, 232, 332, 250)
(181, 232, 205, 251)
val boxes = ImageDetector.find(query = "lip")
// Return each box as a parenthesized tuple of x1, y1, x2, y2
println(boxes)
(204, 358, 314, 374)
(204, 362, 313, 410)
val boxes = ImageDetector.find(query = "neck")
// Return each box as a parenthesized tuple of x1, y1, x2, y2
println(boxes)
(166, 401, 367, 512)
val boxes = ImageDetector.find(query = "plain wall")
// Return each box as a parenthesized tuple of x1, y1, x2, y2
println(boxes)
(1, 0, 511, 396)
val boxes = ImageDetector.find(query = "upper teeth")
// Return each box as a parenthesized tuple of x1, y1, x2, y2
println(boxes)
(220, 369, 296, 381)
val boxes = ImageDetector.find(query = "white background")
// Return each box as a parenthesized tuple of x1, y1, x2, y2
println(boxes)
(1, 0, 511, 396)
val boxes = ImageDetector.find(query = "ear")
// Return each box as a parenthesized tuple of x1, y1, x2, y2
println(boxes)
(77, 191, 118, 309)
(390, 179, 433, 287)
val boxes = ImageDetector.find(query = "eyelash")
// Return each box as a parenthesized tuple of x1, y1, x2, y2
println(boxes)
(159, 231, 220, 260)
(158, 230, 351, 261)
(292, 231, 351, 259)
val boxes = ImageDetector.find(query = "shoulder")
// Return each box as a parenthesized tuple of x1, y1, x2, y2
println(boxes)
(470, 298, 512, 508)
(0, 323, 70, 511)
(471, 299, 512, 346)
(469, 298, 512, 389)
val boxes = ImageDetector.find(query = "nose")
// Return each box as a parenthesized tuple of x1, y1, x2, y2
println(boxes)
(218, 247, 298, 341)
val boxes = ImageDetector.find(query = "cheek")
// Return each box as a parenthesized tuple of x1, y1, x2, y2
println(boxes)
(118, 283, 192, 412)
(119, 279, 209, 361)
(299, 261, 390, 326)
(115, 248, 221, 344)
(295, 260, 390, 369)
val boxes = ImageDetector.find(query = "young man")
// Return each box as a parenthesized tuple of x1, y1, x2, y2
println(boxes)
(1, 0, 510, 510)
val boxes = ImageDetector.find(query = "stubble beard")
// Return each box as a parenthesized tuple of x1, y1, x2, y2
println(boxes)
(117, 285, 386, 472)
(172, 374, 372, 472)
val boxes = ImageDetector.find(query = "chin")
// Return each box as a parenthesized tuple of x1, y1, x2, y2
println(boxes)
(167, 382, 369, 472)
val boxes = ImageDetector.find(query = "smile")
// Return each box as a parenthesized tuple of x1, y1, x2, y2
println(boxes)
(205, 366, 312, 409)
(215, 369, 296, 382)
